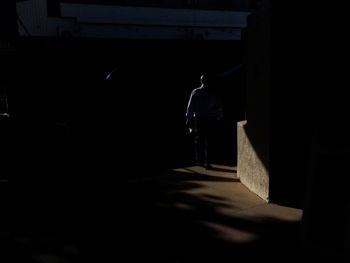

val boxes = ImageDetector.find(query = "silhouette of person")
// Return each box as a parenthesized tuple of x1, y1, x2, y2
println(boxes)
(186, 73, 223, 169)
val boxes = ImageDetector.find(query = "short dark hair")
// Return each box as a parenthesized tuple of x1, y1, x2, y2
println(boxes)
(200, 73, 213, 84)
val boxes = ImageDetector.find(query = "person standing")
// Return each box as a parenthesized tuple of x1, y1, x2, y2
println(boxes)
(186, 73, 223, 169)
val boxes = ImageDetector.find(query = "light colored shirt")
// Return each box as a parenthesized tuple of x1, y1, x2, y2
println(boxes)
(186, 86, 223, 120)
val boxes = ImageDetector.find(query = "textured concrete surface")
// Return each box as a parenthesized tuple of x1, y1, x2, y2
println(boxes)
(237, 121, 269, 201)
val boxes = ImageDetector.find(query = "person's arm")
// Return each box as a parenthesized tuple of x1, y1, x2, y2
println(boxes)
(186, 90, 196, 132)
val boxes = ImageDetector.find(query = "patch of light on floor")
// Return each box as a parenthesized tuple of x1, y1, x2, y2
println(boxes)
(200, 221, 257, 243)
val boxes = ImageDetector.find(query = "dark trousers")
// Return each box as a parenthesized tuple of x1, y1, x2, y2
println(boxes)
(194, 118, 216, 166)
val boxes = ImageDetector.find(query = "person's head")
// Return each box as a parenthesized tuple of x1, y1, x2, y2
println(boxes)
(200, 73, 213, 87)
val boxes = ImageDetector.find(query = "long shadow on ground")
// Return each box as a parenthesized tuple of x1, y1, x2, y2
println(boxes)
(11, 168, 313, 263)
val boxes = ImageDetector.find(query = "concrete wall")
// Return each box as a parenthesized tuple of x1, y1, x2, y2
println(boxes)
(237, 121, 269, 201)
(301, 107, 350, 259)
(16, 1, 249, 40)
(237, 0, 270, 201)
(47, 0, 251, 11)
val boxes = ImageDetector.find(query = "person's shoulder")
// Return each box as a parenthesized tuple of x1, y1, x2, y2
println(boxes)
(192, 87, 203, 95)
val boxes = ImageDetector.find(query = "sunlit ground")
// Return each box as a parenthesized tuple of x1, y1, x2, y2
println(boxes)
(12, 164, 304, 263)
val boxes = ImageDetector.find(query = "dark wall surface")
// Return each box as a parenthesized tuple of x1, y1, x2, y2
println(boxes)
(7, 38, 244, 184)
